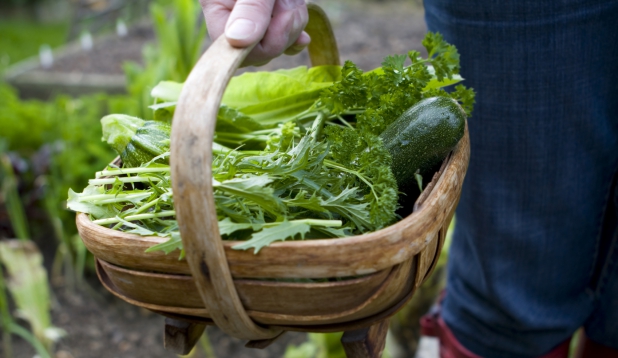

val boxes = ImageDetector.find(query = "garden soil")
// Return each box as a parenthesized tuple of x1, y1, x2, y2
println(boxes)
(3, 1, 432, 357)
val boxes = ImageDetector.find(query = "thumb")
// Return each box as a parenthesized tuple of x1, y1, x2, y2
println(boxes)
(225, 0, 276, 48)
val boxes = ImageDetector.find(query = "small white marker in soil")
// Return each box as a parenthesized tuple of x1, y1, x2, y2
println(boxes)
(117, 20, 128, 37)
(81, 32, 93, 51)
(39, 44, 53, 68)
(415, 336, 440, 358)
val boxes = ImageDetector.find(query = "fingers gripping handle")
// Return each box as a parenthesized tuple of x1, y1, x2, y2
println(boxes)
(170, 3, 338, 341)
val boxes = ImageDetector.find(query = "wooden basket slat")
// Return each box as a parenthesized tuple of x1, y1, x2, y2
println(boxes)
(97, 259, 391, 314)
(96, 256, 417, 327)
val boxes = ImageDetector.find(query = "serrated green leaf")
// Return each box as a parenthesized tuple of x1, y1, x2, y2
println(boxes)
(320, 187, 371, 230)
(232, 221, 311, 253)
(214, 175, 284, 215)
(144, 232, 182, 255)
(218, 217, 254, 236)
(284, 190, 327, 213)
(424, 66, 463, 90)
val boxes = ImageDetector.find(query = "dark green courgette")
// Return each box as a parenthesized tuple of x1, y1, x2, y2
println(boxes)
(380, 96, 466, 189)
(101, 114, 170, 167)
(120, 121, 171, 167)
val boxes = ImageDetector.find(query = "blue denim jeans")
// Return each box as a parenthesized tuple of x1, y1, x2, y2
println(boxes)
(423, 1, 618, 357)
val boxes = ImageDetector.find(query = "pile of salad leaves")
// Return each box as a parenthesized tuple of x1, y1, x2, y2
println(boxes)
(68, 32, 474, 255)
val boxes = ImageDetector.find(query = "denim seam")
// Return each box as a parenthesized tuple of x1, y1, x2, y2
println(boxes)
(587, 161, 618, 298)
(594, 172, 618, 296)
(596, 230, 618, 296)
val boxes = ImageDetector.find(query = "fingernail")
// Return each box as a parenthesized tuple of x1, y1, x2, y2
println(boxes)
(226, 18, 256, 41)
(296, 31, 311, 47)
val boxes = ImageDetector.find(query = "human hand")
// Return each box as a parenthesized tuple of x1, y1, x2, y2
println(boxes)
(200, 0, 310, 66)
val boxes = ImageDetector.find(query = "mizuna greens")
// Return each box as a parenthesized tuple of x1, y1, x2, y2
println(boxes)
(68, 32, 474, 255)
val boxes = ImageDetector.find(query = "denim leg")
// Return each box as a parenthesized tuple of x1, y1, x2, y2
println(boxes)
(423, 0, 618, 357)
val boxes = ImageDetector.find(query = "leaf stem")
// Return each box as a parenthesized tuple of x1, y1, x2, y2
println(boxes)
(131, 196, 164, 215)
(310, 112, 326, 142)
(215, 132, 271, 141)
(89, 176, 169, 185)
(93, 210, 176, 225)
(259, 219, 342, 228)
(336, 115, 355, 130)
(96, 167, 170, 178)
(77, 192, 151, 203)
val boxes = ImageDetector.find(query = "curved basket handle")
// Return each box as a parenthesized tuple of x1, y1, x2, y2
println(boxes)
(170, 3, 339, 341)
(305, 3, 340, 66)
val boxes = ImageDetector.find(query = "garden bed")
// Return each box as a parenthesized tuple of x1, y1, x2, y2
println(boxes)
(3, 21, 154, 99)
(4, 0, 427, 99)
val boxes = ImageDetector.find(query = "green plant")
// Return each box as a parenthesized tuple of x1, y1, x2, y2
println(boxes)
(284, 332, 346, 358)
(0, 260, 13, 357)
(0, 84, 143, 356)
(0, 240, 65, 358)
(0, 150, 29, 240)
(0, 151, 64, 357)
(0, 83, 139, 282)
(0, 84, 55, 154)
(284, 332, 393, 358)
(123, 0, 206, 119)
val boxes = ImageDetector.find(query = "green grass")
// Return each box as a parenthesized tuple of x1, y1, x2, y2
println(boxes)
(0, 19, 68, 73)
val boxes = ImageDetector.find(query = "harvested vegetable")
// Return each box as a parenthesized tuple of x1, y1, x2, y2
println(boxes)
(68, 32, 475, 255)
(380, 96, 467, 190)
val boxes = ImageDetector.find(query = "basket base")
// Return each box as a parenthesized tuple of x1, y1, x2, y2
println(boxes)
(96, 256, 426, 333)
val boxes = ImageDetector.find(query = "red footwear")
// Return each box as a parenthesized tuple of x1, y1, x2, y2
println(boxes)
(420, 306, 571, 358)
(541, 340, 571, 358)
(574, 331, 618, 358)
(420, 307, 481, 358)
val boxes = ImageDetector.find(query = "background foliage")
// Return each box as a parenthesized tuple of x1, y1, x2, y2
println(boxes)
(0, 0, 213, 355)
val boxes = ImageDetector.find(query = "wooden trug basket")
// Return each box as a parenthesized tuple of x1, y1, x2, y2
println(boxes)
(76, 4, 470, 357)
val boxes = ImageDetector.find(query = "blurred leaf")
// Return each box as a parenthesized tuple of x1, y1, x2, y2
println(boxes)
(0, 255, 13, 357)
(0, 152, 30, 240)
(284, 332, 346, 358)
(0, 240, 65, 354)
(151, 80, 183, 102)
(124, 0, 207, 119)
(0, 84, 55, 153)
(8, 322, 52, 358)
(284, 341, 319, 358)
